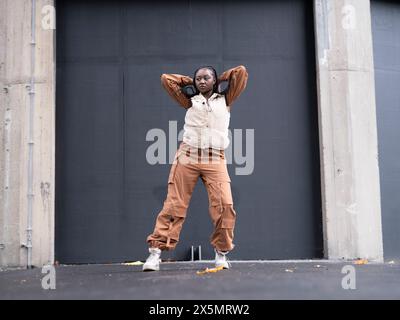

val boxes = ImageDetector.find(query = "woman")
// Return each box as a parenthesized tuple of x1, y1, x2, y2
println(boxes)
(143, 65, 248, 271)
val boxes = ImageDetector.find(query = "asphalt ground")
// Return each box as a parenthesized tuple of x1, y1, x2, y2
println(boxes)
(1, 260, 400, 300)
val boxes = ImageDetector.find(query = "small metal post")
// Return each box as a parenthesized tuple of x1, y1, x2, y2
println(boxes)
(198, 245, 202, 261)
(191, 245, 195, 261)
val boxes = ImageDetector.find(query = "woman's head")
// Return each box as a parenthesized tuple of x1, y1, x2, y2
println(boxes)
(193, 66, 219, 95)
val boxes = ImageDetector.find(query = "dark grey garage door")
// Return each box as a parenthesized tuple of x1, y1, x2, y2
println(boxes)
(372, 0, 400, 259)
(55, 0, 322, 264)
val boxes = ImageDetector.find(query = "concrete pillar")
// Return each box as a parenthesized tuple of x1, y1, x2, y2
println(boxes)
(313, 0, 383, 261)
(0, 0, 55, 267)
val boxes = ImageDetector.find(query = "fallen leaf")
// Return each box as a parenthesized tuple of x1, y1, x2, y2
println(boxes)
(196, 266, 224, 275)
(354, 259, 368, 265)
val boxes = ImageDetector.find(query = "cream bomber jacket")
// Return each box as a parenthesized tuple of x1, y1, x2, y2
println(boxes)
(161, 65, 249, 149)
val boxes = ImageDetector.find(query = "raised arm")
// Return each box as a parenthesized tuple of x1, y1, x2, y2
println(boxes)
(160, 73, 193, 109)
(218, 65, 248, 107)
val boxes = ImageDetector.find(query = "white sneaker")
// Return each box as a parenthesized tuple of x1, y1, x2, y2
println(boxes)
(142, 247, 162, 271)
(215, 249, 232, 269)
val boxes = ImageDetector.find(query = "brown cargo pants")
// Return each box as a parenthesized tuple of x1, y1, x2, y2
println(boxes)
(146, 142, 237, 252)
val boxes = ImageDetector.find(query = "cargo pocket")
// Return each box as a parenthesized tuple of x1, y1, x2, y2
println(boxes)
(221, 218, 235, 229)
(165, 210, 186, 249)
(206, 179, 233, 213)
(167, 150, 182, 184)
(221, 205, 236, 232)
(168, 164, 178, 184)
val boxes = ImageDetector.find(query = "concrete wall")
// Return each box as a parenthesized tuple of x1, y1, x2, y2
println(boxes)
(0, 0, 384, 267)
(314, 0, 383, 261)
(0, 0, 55, 267)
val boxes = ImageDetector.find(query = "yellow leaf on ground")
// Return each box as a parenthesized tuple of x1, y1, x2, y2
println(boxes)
(354, 259, 368, 265)
(196, 266, 224, 275)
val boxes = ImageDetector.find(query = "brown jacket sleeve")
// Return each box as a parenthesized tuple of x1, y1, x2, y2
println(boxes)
(218, 65, 248, 107)
(160, 73, 193, 109)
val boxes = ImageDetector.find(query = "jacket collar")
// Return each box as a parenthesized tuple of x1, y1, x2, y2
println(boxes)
(193, 92, 221, 102)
